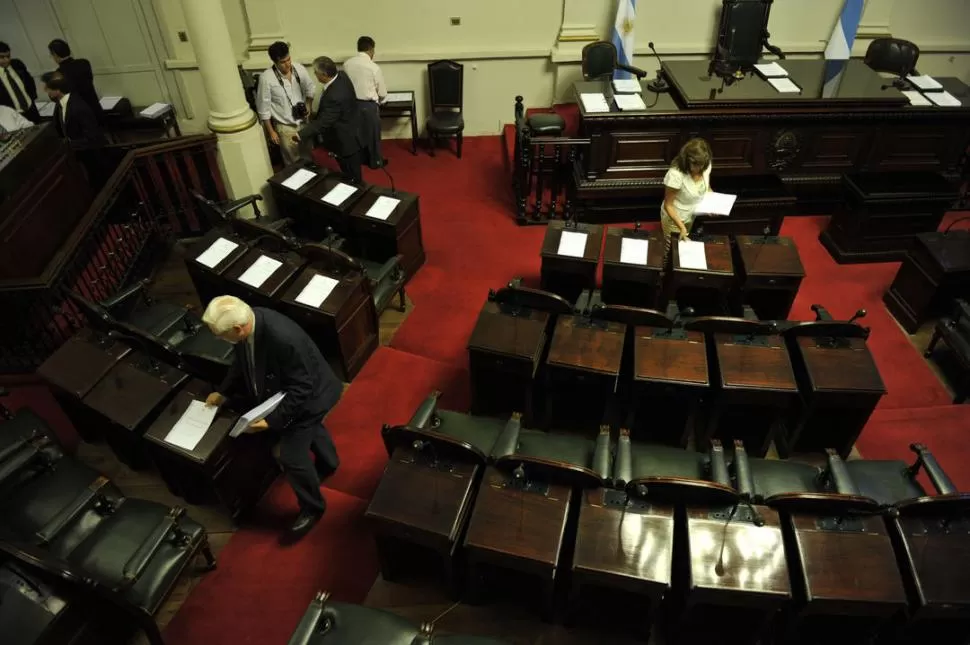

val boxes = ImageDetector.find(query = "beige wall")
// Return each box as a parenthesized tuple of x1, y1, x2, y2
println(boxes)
(2, 0, 969, 137)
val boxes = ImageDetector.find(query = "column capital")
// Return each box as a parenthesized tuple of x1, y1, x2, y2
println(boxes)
(244, 0, 286, 54)
(858, 0, 894, 39)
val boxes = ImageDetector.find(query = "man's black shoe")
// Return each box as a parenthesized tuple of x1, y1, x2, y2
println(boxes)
(279, 509, 323, 545)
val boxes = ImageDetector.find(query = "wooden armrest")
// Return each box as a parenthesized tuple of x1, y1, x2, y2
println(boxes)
(709, 439, 730, 487)
(101, 279, 151, 310)
(489, 413, 521, 460)
(614, 429, 632, 488)
(120, 507, 187, 589)
(825, 449, 860, 496)
(36, 477, 112, 545)
(910, 443, 958, 495)
(408, 391, 441, 429)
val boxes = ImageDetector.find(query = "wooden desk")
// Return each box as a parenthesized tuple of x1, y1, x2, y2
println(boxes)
(267, 163, 327, 229)
(184, 229, 249, 307)
(668, 235, 734, 315)
(539, 221, 604, 303)
(735, 235, 804, 320)
(467, 301, 549, 423)
(463, 466, 572, 620)
(545, 315, 624, 432)
(380, 90, 418, 155)
(36, 328, 131, 443)
(708, 333, 798, 457)
(81, 352, 189, 470)
(784, 513, 907, 641)
(570, 490, 673, 636)
(601, 227, 664, 308)
(143, 382, 279, 519)
(694, 175, 793, 237)
(785, 336, 885, 458)
(347, 185, 426, 282)
(884, 231, 970, 333)
(298, 176, 368, 239)
(631, 327, 709, 446)
(365, 445, 479, 593)
(221, 247, 303, 309)
(681, 505, 789, 645)
(278, 266, 378, 381)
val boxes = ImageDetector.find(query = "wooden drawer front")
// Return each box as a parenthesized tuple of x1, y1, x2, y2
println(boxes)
(674, 271, 732, 291)
(469, 350, 536, 379)
(744, 274, 802, 291)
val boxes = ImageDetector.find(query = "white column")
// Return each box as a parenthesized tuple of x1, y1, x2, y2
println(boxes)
(181, 0, 273, 215)
(243, 0, 286, 56)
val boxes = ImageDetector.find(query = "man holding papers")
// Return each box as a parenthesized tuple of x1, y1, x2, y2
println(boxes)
(661, 138, 714, 257)
(202, 296, 342, 544)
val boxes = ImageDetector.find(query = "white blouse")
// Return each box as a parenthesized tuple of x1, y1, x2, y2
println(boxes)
(660, 164, 712, 227)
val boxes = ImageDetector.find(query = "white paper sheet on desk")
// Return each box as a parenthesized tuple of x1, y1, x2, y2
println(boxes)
(614, 93, 647, 111)
(907, 75, 942, 91)
(196, 237, 239, 268)
(695, 191, 738, 216)
(366, 196, 400, 220)
(164, 400, 217, 451)
(36, 101, 55, 118)
(768, 77, 801, 94)
(140, 102, 171, 118)
(322, 182, 357, 206)
(100, 96, 123, 110)
(928, 91, 962, 107)
(620, 237, 649, 265)
(902, 91, 931, 106)
(282, 168, 317, 191)
(612, 78, 641, 93)
(557, 230, 588, 258)
(230, 392, 286, 438)
(678, 240, 708, 271)
(580, 93, 610, 113)
(754, 62, 788, 78)
(385, 91, 413, 103)
(238, 255, 282, 288)
(295, 274, 339, 308)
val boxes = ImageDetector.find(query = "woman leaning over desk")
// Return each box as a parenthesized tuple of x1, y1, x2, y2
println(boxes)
(661, 137, 713, 258)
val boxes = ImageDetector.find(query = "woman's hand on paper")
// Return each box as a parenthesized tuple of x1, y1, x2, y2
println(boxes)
(205, 392, 226, 408)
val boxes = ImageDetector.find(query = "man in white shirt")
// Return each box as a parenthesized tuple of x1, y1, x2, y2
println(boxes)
(343, 36, 387, 168)
(0, 104, 34, 135)
(256, 41, 316, 164)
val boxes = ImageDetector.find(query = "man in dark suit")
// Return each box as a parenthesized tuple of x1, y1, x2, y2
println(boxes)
(294, 56, 363, 184)
(202, 296, 343, 543)
(42, 72, 105, 149)
(0, 42, 40, 123)
(48, 38, 104, 125)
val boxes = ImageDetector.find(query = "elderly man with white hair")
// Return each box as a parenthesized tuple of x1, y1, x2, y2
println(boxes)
(202, 295, 342, 543)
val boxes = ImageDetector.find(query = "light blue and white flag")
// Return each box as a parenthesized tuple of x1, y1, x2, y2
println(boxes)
(612, 0, 636, 79)
(824, 0, 864, 60)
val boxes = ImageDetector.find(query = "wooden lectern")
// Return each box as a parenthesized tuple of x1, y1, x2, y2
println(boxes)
(601, 227, 664, 308)
(735, 235, 805, 320)
(277, 266, 378, 381)
(668, 235, 734, 315)
(221, 247, 304, 309)
(539, 221, 604, 303)
(347, 185, 426, 282)
(267, 163, 327, 224)
(299, 176, 368, 239)
(184, 228, 249, 307)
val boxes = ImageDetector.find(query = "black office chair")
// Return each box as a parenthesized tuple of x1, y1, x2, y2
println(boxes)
(426, 60, 464, 158)
(581, 41, 647, 81)
(710, 0, 784, 77)
(864, 38, 920, 80)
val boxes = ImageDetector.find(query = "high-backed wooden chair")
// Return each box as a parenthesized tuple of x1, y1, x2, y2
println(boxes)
(426, 60, 464, 158)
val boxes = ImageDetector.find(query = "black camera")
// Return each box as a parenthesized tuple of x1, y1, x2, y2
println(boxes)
(292, 102, 308, 120)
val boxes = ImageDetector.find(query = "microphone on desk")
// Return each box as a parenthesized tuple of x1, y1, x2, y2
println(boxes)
(714, 495, 764, 577)
(762, 225, 771, 242)
(944, 216, 970, 233)
(379, 158, 397, 196)
(413, 439, 441, 515)
(847, 309, 867, 325)
(646, 42, 670, 94)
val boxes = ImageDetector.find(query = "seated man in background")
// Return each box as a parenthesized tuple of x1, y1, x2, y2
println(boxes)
(48, 38, 104, 125)
(202, 295, 343, 544)
(42, 72, 105, 149)
(343, 36, 387, 169)
(0, 104, 35, 135)
(0, 41, 40, 123)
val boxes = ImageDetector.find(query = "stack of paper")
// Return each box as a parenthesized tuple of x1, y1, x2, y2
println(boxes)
(695, 191, 737, 216)
(557, 230, 588, 258)
(100, 96, 123, 110)
(580, 93, 610, 113)
(295, 274, 339, 308)
(678, 240, 708, 271)
(754, 62, 788, 78)
(164, 400, 218, 451)
(322, 183, 357, 206)
(927, 91, 962, 107)
(239, 255, 282, 288)
(281, 168, 317, 191)
(907, 75, 942, 91)
(614, 94, 647, 111)
(140, 102, 172, 118)
(612, 78, 641, 93)
(768, 77, 801, 94)
(366, 196, 400, 220)
(230, 392, 286, 438)
(196, 237, 239, 268)
(902, 91, 931, 106)
(385, 91, 413, 103)
(619, 237, 649, 265)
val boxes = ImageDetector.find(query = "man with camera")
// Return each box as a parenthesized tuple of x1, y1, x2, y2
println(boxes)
(256, 41, 316, 164)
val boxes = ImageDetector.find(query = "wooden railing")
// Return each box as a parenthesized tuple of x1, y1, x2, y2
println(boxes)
(512, 96, 590, 225)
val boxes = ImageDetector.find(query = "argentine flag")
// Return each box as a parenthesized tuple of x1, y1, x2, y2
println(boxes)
(824, 0, 864, 60)
(612, 0, 636, 79)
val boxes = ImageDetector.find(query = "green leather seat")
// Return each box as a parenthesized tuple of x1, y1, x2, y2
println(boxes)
(842, 460, 925, 507)
(526, 113, 565, 136)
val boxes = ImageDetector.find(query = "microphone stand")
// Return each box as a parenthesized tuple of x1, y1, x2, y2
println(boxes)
(646, 42, 670, 94)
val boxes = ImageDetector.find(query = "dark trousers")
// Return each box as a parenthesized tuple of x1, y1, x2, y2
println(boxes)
(23, 103, 41, 124)
(276, 415, 340, 514)
(357, 100, 382, 169)
(337, 149, 363, 184)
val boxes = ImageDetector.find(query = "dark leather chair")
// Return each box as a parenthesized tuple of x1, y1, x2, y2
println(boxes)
(581, 41, 647, 81)
(526, 112, 565, 137)
(864, 38, 920, 79)
(925, 298, 970, 403)
(298, 242, 406, 315)
(67, 280, 189, 339)
(490, 278, 577, 316)
(192, 192, 272, 229)
(426, 60, 464, 158)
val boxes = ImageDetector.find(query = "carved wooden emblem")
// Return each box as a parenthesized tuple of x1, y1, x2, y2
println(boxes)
(768, 130, 801, 171)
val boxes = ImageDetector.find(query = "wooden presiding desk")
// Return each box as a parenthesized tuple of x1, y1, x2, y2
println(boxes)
(539, 221, 604, 303)
(601, 227, 664, 308)
(668, 235, 734, 315)
(735, 235, 804, 320)
(573, 60, 970, 215)
(884, 230, 970, 333)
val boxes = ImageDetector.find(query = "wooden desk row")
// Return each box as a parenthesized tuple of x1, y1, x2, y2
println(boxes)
(468, 290, 885, 458)
(185, 228, 379, 381)
(37, 327, 279, 519)
(267, 162, 426, 282)
(540, 220, 806, 320)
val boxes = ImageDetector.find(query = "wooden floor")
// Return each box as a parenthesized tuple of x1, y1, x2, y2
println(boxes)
(76, 241, 958, 644)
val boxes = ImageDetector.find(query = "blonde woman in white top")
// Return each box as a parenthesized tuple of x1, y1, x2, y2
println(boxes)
(661, 138, 713, 258)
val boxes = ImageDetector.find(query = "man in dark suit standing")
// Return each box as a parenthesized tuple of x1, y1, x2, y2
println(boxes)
(202, 296, 343, 543)
(293, 56, 363, 184)
(48, 38, 104, 125)
(42, 72, 105, 149)
(0, 42, 40, 123)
